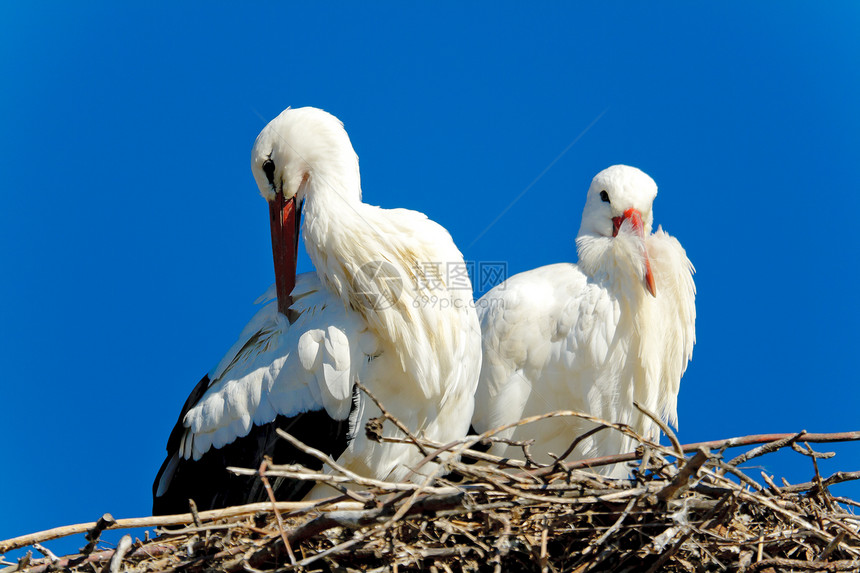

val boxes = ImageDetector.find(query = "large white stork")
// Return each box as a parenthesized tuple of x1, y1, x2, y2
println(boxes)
(472, 165, 695, 477)
(153, 107, 482, 514)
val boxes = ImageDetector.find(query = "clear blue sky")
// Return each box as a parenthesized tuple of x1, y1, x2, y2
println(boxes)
(2, 2, 859, 560)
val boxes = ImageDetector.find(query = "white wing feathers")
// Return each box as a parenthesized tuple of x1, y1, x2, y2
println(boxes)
(473, 264, 601, 436)
(296, 325, 353, 419)
(180, 272, 373, 461)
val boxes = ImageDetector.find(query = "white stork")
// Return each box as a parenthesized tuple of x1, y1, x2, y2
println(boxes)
(471, 165, 695, 477)
(153, 107, 482, 514)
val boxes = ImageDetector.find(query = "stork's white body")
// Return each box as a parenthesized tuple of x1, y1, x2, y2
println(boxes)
(154, 108, 481, 511)
(472, 166, 695, 477)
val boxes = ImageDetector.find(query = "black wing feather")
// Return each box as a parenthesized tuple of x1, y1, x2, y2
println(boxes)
(152, 375, 354, 515)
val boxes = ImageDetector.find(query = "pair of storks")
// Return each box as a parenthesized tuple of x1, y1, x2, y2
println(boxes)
(152, 107, 696, 515)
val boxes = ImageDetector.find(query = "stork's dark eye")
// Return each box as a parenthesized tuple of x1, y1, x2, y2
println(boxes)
(262, 159, 276, 186)
(600, 190, 610, 203)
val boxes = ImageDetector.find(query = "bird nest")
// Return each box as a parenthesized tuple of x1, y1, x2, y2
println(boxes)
(4, 409, 860, 573)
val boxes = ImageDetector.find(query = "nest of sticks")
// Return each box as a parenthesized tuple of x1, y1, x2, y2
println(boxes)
(4, 403, 860, 573)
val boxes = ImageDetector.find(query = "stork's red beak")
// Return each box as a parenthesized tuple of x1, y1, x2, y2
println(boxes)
(612, 208, 657, 297)
(269, 193, 300, 317)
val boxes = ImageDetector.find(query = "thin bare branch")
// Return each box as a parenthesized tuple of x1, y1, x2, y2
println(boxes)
(355, 379, 430, 456)
(634, 400, 683, 456)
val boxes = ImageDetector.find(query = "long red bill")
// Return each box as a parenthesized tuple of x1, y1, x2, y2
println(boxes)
(612, 208, 657, 298)
(269, 193, 300, 317)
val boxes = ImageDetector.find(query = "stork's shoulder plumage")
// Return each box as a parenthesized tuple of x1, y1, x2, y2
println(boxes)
(478, 263, 619, 372)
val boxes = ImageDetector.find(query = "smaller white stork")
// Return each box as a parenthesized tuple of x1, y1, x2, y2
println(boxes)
(472, 165, 695, 477)
(153, 107, 481, 514)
